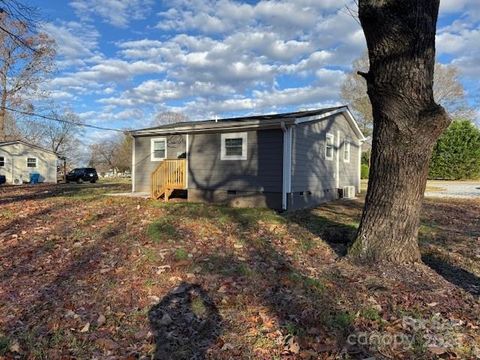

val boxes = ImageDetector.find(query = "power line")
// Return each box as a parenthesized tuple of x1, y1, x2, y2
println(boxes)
(0, 7, 38, 53)
(3, 106, 125, 133)
(0, 24, 38, 53)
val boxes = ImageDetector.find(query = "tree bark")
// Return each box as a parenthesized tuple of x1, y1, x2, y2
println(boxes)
(349, 0, 451, 264)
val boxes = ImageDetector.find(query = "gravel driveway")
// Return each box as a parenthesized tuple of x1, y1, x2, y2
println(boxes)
(425, 181, 480, 198)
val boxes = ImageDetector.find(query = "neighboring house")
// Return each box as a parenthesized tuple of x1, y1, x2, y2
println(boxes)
(0, 140, 59, 184)
(130, 106, 366, 211)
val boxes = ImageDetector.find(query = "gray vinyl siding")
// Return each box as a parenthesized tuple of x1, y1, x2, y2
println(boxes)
(188, 129, 283, 192)
(0, 143, 58, 184)
(290, 113, 360, 210)
(133, 135, 186, 192)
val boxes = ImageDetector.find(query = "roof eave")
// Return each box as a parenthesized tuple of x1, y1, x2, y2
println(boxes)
(129, 118, 296, 136)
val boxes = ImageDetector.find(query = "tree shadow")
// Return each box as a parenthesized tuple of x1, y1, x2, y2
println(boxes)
(164, 204, 373, 358)
(422, 254, 480, 296)
(0, 182, 126, 205)
(287, 209, 358, 257)
(148, 282, 222, 360)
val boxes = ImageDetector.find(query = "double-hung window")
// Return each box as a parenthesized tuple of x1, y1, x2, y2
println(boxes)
(27, 157, 37, 168)
(325, 133, 334, 160)
(0, 156, 4, 167)
(221, 132, 247, 160)
(151, 138, 167, 161)
(343, 141, 351, 162)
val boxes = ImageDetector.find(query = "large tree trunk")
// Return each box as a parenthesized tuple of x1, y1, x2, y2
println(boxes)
(349, 0, 451, 264)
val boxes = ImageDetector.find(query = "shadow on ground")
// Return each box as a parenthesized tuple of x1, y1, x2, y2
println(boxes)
(0, 183, 128, 205)
(287, 201, 360, 257)
(423, 254, 480, 296)
(155, 203, 373, 358)
(149, 282, 222, 360)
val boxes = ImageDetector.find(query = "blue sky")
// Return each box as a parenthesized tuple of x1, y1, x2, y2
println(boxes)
(28, 0, 479, 138)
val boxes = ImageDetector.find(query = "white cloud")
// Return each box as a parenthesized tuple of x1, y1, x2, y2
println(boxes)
(70, 0, 154, 28)
(40, 21, 100, 68)
(40, 0, 477, 128)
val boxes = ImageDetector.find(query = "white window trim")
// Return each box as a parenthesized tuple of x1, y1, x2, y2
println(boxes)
(325, 133, 334, 161)
(221, 132, 247, 160)
(343, 141, 351, 163)
(26, 157, 37, 168)
(151, 137, 167, 161)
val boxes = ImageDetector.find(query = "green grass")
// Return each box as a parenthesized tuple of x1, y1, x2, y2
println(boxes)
(330, 311, 355, 332)
(0, 336, 10, 355)
(288, 271, 326, 293)
(361, 307, 382, 321)
(282, 322, 305, 337)
(144, 278, 157, 287)
(174, 248, 189, 261)
(191, 297, 207, 317)
(147, 217, 179, 243)
(0, 209, 15, 220)
(141, 247, 161, 264)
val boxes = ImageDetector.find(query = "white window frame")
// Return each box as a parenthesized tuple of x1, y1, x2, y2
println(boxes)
(221, 132, 248, 160)
(325, 133, 334, 161)
(151, 137, 167, 161)
(343, 141, 351, 163)
(26, 157, 37, 168)
(0, 156, 4, 167)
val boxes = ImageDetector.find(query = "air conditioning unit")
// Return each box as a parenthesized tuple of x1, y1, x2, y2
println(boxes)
(13, 175, 23, 185)
(342, 186, 356, 199)
(13, 177, 23, 185)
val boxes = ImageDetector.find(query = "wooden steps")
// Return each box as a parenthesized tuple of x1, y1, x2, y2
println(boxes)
(151, 159, 186, 201)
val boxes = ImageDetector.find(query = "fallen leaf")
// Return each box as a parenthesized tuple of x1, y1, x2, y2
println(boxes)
(96, 338, 118, 350)
(97, 314, 106, 326)
(80, 322, 90, 333)
(9, 341, 20, 353)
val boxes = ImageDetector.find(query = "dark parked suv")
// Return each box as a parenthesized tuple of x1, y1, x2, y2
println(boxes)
(66, 168, 99, 183)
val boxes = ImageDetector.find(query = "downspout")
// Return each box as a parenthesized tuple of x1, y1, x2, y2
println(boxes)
(336, 130, 340, 191)
(185, 133, 189, 189)
(357, 139, 364, 194)
(131, 135, 136, 193)
(281, 122, 293, 211)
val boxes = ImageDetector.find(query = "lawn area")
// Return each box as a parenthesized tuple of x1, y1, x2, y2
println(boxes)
(0, 183, 479, 359)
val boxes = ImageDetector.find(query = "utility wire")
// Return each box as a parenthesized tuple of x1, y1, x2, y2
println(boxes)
(0, 24, 38, 53)
(3, 106, 125, 133)
(0, 7, 39, 54)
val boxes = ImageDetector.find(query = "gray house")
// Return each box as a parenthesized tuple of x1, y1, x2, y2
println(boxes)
(130, 106, 365, 211)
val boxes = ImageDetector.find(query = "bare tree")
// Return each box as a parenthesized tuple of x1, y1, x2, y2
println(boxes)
(16, 110, 84, 162)
(44, 111, 83, 155)
(112, 133, 132, 172)
(89, 133, 132, 173)
(340, 54, 371, 135)
(90, 141, 117, 172)
(341, 53, 471, 135)
(348, 0, 451, 264)
(0, 7, 55, 140)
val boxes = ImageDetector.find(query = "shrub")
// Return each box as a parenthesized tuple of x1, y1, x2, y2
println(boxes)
(429, 120, 480, 180)
(361, 164, 370, 179)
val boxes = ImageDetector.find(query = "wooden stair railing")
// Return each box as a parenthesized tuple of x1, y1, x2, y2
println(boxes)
(151, 159, 186, 201)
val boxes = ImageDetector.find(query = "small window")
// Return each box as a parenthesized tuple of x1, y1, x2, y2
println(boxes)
(343, 141, 351, 162)
(0, 156, 4, 167)
(27, 157, 37, 168)
(221, 132, 247, 160)
(325, 133, 334, 160)
(151, 138, 167, 161)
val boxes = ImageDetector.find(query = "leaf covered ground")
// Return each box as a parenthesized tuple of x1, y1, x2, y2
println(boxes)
(0, 183, 479, 359)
